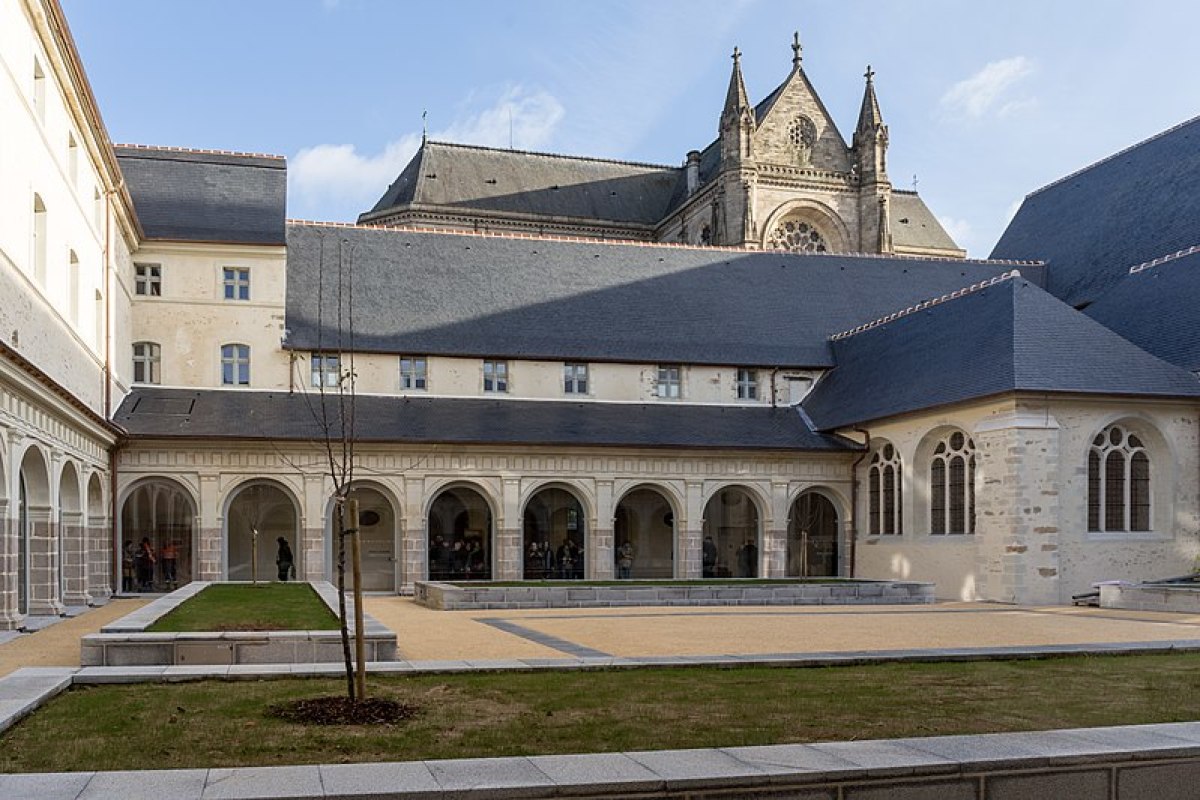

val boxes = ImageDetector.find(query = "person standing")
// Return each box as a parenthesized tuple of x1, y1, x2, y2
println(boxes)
(136, 538, 156, 592)
(121, 541, 135, 593)
(275, 537, 295, 582)
(616, 540, 635, 579)
(160, 539, 179, 590)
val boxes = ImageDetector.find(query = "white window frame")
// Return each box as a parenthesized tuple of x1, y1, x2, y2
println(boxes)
(564, 362, 588, 395)
(735, 368, 758, 400)
(221, 343, 251, 386)
(311, 353, 340, 388)
(483, 360, 508, 393)
(400, 356, 427, 390)
(656, 365, 682, 399)
(132, 342, 161, 385)
(223, 267, 250, 301)
(135, 263, 162, 297)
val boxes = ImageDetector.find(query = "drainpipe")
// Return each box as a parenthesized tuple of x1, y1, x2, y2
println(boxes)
(848, 427, 870, 578)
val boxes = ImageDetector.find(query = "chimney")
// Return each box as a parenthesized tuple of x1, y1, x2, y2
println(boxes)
(685, 150, 701, 196)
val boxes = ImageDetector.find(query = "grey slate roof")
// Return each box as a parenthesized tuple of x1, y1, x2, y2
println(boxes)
(284, 223, 1039, 368)
(1084, 249, 1200, 373)
(989, 115, 1200, 307)
(115, 146, 287, 245)
(114, 389, 857, 452)
(802, 276, 1200, 430)
(890, 191, 962, 254)
(361, 141, 682, 226)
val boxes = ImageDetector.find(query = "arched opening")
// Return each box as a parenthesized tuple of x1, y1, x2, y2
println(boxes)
(333, 484, 397, 591)
(702, 487, 760, 578)
(428, 486, 493, 581)
(18, 447, 51, 615)
(226, 482, 299, 582)
(57, 462, 82, 604)
(86, 473, 105, 601)
(787, 491, 839, 577)
(121, 478, 196, 592)
(613, 487, 674, 579)
(522, 487, 586, 580)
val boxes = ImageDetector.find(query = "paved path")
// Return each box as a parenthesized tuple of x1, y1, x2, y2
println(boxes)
(363, 597, 1200, 661)
(0, 599, 148, 678)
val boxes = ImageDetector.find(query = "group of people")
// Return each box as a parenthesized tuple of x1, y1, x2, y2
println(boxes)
(428, 535, 489, 581)
(525, 538, 584, 580)
(121, 537, 179, 593)
(702, 536, 759, 578)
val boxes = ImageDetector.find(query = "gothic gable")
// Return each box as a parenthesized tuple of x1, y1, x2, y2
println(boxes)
(753, 71, 852, 173)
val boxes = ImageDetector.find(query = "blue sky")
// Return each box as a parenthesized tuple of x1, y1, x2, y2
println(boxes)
(63, 0, 1200, 257)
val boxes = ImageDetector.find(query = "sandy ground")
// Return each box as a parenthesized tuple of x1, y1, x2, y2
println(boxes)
(4, 597, 1200, 672)
(363, 597, 1200, 661)
(0, 599, 149, 678)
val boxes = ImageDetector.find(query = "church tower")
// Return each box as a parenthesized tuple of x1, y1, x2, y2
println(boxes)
(852, 66, 893, 253)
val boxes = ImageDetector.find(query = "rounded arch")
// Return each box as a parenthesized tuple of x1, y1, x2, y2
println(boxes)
(0, 437, 8, 504)
(421, 478, 501, 523)
(613, 481, 684, 521)
(760, 199, 851, 254)
(58, 461, 82, 514)
(120, 476, 198, 593)
(223, 478, 302, 583)
(701, 484, 763, 579)
(1084, 415, 1172, 534)
(86, 472, 104, 521)
(912, 425, 973, 535)
(521, 484, 589, 580)
(428, 483, 495, 581)
(866, 439, 904, 537)
(324, 479, 402, 592)
(17, 444, 51, 509)
(613, 483, 677, 580)
(787, 487, 843, 577)
(15, 444, 51, 616)
(519, 479, 596, 526)
(56, 461, 82, 604)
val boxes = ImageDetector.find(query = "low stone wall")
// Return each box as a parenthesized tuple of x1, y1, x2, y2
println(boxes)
(1101, 582, 1200, 613)
(414, 580, 936, 610)
(80, 581, 396, 666)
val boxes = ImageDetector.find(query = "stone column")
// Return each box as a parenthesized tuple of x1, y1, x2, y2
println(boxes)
(301, 474, 327, 581)
(0, 499, 18, 628)
(87, 510, 113, 604)
(27, 506, 63, 616)
(591, 480, 614, 580)
(197, 474, 222, 581)
(974, 412, 1062, 605)
(401, 475, 427, 593)
(495, 478, 522, 580)
(60, 510, 89, 606)
(679, 481, 704, 579)
(764, 481, 790, 578)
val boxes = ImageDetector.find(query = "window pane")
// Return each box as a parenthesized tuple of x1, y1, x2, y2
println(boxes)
(1131, 452, 1150, 531)
(882, 464, 895, 535)
(930, 459, 946, 535)
(868, 465, 880, 535)
(1105, 452, 1125, 531)
(1087, 450, 1101, 531)
(948, 455, 965, 533)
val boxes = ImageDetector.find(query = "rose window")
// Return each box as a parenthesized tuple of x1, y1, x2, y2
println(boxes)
(787, 116, 817, 164)
(766, 217, 828, 253)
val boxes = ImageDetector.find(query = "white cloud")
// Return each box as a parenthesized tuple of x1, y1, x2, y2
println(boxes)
(937, 215, 974, 248)
(289, 85, 565, 216)
(940, 57, 1035, 121)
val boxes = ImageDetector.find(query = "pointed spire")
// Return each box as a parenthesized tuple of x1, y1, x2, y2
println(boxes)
(722, 46, 751, 122)
(856, 64, 884, 134)
(791, 31, 802, 70)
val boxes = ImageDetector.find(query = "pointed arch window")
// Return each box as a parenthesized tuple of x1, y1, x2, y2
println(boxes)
(930, 431, 975, 535)
(868, 443, 902, 535)
(1088, 425, 1151, 532)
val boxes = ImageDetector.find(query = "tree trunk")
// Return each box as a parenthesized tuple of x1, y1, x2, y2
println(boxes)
(335, 504, 355, 702)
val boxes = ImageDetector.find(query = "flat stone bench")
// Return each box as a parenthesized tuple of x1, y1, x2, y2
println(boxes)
(1101, 582, 1200, 613)
(414, 579, 936, 610)
(80, 581, 396, 666)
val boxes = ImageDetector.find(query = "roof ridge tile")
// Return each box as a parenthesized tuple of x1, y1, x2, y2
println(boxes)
(830, 270, 1022, 341)
(423, 139, 679, 171)
(114, 142, 286, 160)
(1127, 243, 1200, 275)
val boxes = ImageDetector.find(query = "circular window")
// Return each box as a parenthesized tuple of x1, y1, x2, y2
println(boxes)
(787, 116, 817, 149)
(766, 216, 828, 253)
(359, 510, 381, 527)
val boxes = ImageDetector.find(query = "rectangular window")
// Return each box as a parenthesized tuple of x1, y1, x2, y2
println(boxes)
(656, 365, 681, 399)
(564, 362, 588, 395)
(483, 360, 508, 393)
(221, 344, 250, 386)
(223, 267, 250, 301)
(400, 356, 427, 390)
(311, 353, 340, 388)
(735, 368, 758, 400)
(132, 342, 161, 385)
(134, 263, 161, 296)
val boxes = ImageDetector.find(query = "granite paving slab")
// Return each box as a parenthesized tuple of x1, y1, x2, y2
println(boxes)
(79, 768, 209, 800)
(202, 765, 324, 799)
(424, 755, 557, 799)
(624, 747, 773, 790)
(0, 771, 95, 800)
(319, 761, 442, 800)
(525, 752, 665, 796)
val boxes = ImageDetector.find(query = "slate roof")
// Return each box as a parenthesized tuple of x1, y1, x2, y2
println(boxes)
(284, 223, 1039, 368)
(1084, 248, 1200, 373)
(890, 191, 962, 254)
(361, 141, 682, 226)
(989, 115, 1200, 307)
(802, 275, 1200, 430)
(114, 389, 857, 452)
(114, 145, 287, 245)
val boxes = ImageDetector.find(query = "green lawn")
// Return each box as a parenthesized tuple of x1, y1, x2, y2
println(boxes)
(146, 583, 339, 632)
(4, 653, 1200, 772)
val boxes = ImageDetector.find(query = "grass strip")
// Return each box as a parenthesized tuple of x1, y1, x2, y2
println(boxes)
(147, 583, 339, 632)
(3, 653, 1200, 772)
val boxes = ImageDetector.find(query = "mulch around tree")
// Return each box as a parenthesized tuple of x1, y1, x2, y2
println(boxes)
(267, 696, 418, 726)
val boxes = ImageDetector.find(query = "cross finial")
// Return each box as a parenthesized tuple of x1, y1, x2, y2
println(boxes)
(864, 64, 875, 83)
(792, 31, 802, 68)
(732, 46, 741, 64)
